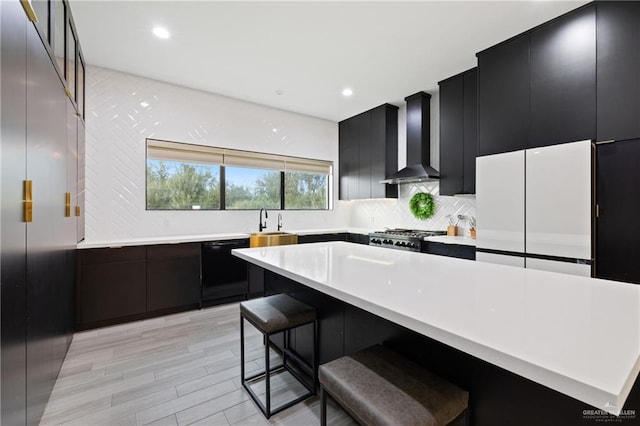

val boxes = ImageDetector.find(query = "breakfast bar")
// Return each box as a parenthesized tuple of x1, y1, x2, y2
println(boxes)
(233, 241, 640, 425)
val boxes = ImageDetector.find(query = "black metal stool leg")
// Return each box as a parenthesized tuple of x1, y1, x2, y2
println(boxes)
(320, 386, 327, 426)
(265, 332, 271, 418)
(240, 316, 245, 383)
(313, 319, 318, 392)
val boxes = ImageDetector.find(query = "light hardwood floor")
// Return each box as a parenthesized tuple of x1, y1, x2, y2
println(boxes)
(40, 303, 356, 426)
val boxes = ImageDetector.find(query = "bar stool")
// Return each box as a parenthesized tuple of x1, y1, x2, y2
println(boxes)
(240, 294, 318, 418)
(319, 345, 469, 426)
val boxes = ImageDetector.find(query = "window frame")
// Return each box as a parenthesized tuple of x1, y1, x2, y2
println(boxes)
(145, 139, 332, 211)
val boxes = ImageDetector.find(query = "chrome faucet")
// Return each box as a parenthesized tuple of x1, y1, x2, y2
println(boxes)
(259, 208, 268, 232)
(277, 213, 283, 231)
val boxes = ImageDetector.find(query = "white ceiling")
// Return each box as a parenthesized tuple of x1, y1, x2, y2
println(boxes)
(71, 1, 589, 122)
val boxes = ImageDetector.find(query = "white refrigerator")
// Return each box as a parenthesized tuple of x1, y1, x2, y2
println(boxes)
(476, 140, 593, 276)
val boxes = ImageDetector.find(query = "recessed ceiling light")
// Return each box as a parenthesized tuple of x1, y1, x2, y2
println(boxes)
(152, 27, 170, 39)
(140, 101, 149, 108)
(342, 88, 353, 97)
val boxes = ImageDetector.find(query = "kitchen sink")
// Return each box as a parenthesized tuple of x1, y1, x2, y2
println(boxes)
(249, 232, 298, 248)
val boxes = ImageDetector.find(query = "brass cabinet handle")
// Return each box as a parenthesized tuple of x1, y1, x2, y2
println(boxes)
(19, 0, 38, 22)
(64, 87, 73, 99)
(75, 205, 81, 217)
(65, 192, 71, 217)
(23, 180, 33, 223)
(24, 201, 33, 223)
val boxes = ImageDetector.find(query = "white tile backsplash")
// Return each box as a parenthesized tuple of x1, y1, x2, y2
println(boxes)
(346, 181, 476, 234)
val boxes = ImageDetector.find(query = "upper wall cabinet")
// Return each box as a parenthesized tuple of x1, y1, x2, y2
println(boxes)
(339, 104, 398, 200)
(439, 68, 477, 195)
(477, 33, 529, 156)
(596, 1, 640, 142)
(30, 0, 85, 120)
(478, 4, 598, 155)
(529, 4, 596, 148)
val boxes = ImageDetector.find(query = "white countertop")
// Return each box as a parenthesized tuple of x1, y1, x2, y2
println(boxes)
(232, 241, 640, 416)
(76, 228, 375, 249)
(424, 235, 477, 246)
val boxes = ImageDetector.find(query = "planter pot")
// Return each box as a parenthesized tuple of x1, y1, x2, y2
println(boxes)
(447, 226, 457, 236)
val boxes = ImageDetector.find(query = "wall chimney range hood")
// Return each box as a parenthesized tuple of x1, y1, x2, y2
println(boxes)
(381, 91, 439, 184)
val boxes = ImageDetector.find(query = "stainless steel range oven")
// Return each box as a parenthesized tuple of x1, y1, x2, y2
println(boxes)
(369, 229, 447, 252)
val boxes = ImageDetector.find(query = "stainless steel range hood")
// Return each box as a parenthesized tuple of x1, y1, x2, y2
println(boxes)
(381, 91, 439, 184)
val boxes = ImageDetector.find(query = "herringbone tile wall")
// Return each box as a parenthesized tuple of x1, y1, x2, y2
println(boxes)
(84, 66, 344, 243)
(348, 182, 476, 234)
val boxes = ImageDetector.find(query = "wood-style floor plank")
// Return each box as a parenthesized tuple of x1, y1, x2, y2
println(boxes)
(41, 302, 356, 426)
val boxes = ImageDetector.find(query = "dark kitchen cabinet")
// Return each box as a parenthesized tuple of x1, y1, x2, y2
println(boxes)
(78, 247, 147, 326)
(439, 68, 477, 195)
(463, 70, 477, 194)
(78, 242, 208, 328)
(370, 105, 399, 199)
(76, 118, 85, 241)
(354, 111, 372, 199)
(1, 1, 81, 423)
(347, 233, 369, 245)
(248, 264, 265, 299)
(477, 33, 529, 156)
(1, 3, 28, 423)
(529, 4, 596, 147)
(339, 104, 398, 200)
(422, 241, 476, 261)
(595, 139, 640, 284)
(596, 1, 640, 143)
(298, 233, 348, 244)
(147, 243, 201, 312)
(338, 119, 356, 200)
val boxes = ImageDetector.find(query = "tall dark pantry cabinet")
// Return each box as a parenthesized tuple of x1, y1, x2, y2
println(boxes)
(1, 0, 86, 424)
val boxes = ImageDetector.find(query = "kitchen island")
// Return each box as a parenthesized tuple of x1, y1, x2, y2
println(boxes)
(233, 241, 640, 425)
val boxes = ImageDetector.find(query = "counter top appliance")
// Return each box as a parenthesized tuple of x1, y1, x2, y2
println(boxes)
(369, 229, 446, 252)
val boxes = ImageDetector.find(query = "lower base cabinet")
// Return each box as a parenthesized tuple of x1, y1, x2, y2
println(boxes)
(78, 247, 147, 326)
(78, 243, 202, 329)
(422, 242, 476, 260)
(147, 243, 201, 312)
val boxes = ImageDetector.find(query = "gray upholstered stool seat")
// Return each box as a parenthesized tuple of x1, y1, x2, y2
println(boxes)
(319, 345, 469, 426)
(240, 294, 318, 419)
(240, 294, 316, 334)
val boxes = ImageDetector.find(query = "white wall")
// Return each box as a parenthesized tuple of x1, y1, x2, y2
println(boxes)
(85, 66, 347, 242)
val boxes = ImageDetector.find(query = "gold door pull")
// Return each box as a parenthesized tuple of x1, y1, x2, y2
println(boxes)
(19, 0, 38, 22)
(65, 192, 71, 217)
(23, 180, 33, 223)
(75, 205, 81, 217)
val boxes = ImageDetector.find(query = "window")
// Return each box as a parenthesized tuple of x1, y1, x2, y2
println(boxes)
(147, 159, 220, 210)
(225, 167, 280, 210)
(146, 139, 332, 210)
(285, 171, 328, 210)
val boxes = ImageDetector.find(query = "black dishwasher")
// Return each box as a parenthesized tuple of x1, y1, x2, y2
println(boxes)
(201, 239, 249, 306)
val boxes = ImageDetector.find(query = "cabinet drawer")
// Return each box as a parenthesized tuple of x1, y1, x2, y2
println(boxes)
(80, 246, 146, 265)
(147, 242, 201, 261)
